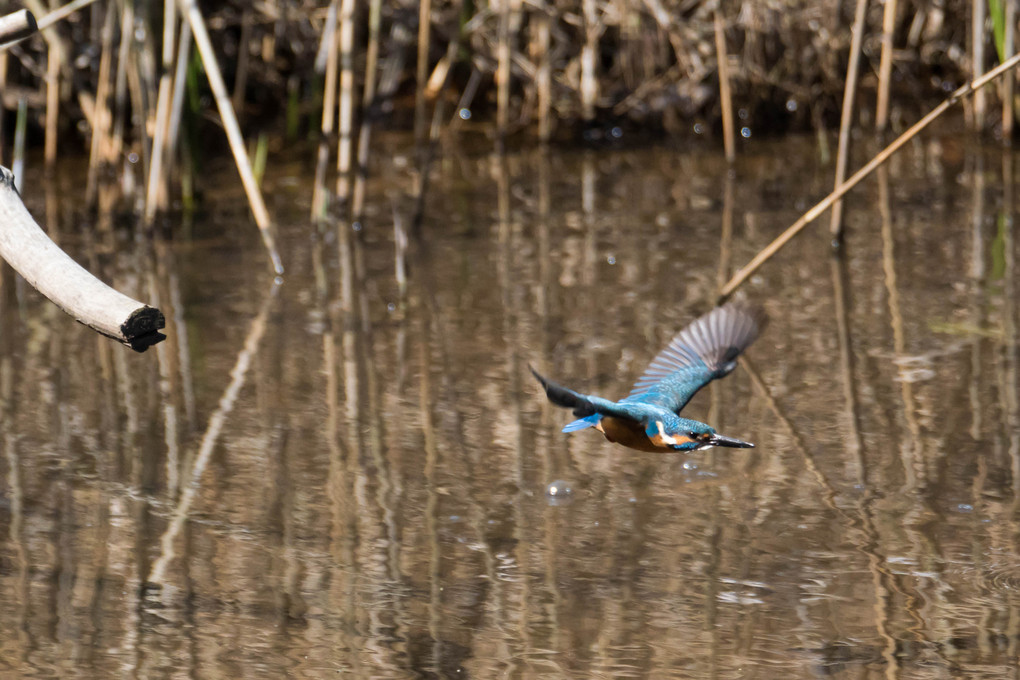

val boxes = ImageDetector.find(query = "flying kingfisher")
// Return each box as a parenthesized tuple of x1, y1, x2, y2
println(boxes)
(531, 302, 765, 452)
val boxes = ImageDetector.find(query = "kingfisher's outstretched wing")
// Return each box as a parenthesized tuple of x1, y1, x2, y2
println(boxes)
(623, 302, 765, 414)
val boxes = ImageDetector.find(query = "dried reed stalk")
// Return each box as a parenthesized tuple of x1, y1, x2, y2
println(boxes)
(0, 51, 7, 164)
(145, 0, 178, 224)
(336, 0, 356, 204)
(719, 49, 1020, 302)
(414, 0, 431, 144)
(165, 22, 192, 166)
(34, 0, 99, 31)
(43, 41, 59, 168)
(86, 4, 116, 206)
(496, 0, 512, 141)
(713, 9, 734, 163)
(829, 0, 869, 241)
(1003, 0, 1015, 140)
(580, 0, 598, 121)
(351, 0, 382, 219)
(875, 0, 897, 131)
(12, 99, 26, 192)
(176, 0, 283, 274)
(972, 0, 987, 129)
(312, 0, 340, 221)
(534, 2, 551, 141)
(111, 1, 132, 163)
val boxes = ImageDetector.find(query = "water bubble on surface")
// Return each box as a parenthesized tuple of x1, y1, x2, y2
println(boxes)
(546, 480, 573, 498)
(786, 99, 798, 112)
(957, 503, 974, 513)
(607, 255, 616, 265)
(740, 127, 752, 138)
(459, 108, 472, 120)
(693, 123, 703, 135)
(682, 461, 697, 471)
(610, 126, 623, 139)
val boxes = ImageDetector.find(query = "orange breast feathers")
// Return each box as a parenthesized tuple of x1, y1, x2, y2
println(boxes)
(597, 417, 695, 452)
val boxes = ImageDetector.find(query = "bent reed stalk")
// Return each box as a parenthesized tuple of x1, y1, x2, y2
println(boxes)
(718, 50, 1020, 303)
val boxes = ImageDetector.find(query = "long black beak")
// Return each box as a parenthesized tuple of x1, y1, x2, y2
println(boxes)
(707, 432, 755, 449)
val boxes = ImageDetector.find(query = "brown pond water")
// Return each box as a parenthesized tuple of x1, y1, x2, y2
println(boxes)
(0, 130, 1018, 679)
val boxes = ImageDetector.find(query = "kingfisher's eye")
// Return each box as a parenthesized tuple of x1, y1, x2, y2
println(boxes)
(687, 431, 697, 439)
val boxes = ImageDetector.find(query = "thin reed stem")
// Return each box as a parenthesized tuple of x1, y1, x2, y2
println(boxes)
(496, 0, 511, 141)
(145, 0, 178, 224)
(85, 3, 116, 206)
(43, 41, 59, 169)
(351, 0, 382, 220)
(414, 0, 431, 145)
(165, 21, 192, 167)
(34, 0, 99, 31)
(972, 0, 987, 129)
(829, 0, 869, 241)
(111, 0, 132, 163)
(312, 0, 339, 222)
(713, 9, 735, 163)
(535, 2, 551, 142)
(580, 0, 598, 121)
(875, 0, 897, 131)
(176, 0, 282, 274)
(0, 50, 7, 164)
(336, 0, 356, 205)
(12, 98, 26, 191)
(1003, 0, 1015, 141)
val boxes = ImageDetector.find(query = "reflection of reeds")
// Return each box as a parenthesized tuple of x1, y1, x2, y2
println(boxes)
(878, 163, 924, 489)
(721, 50, 1020, 302)
(148, 280, 278, 585)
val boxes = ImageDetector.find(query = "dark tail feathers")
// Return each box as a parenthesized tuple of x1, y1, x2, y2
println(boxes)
(529, 366, 597, 418)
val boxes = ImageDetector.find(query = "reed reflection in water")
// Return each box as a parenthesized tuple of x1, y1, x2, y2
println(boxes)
(0, 136, 1019, 679)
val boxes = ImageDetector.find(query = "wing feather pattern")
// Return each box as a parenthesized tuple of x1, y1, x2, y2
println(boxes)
(623, 302, 765, 414)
